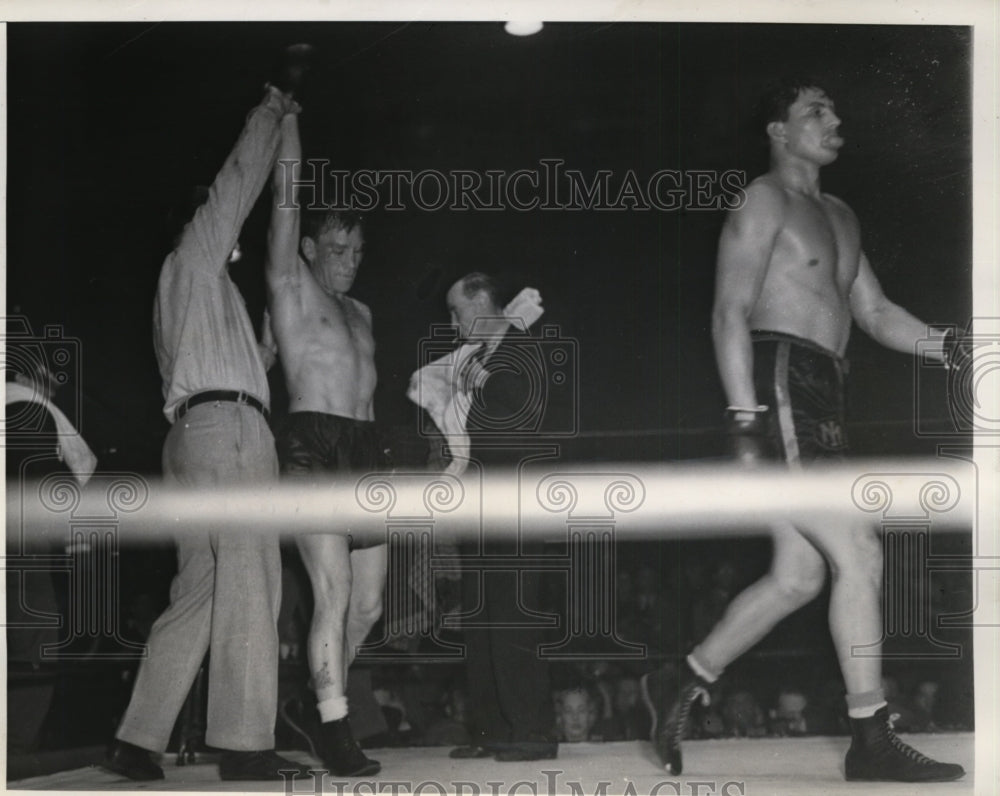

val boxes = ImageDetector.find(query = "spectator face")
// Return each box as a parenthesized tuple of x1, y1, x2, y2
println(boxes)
(723, 690, 764, 735)
(775, 691, 809, 735)
(914, 681, 939, 714)
(557, 690, 595, 742)
(614, 678, 639, 713)
(446, 688, 468, 724)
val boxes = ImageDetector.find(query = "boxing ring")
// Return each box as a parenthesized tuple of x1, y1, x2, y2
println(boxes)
(4, 458, 980, 543)
(6, 734, 976, 793)
(4, 456, 988, 792)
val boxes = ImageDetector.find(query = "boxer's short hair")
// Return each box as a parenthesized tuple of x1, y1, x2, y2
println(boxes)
(301, 208, 364, 242)
(754, 76, 825, 139)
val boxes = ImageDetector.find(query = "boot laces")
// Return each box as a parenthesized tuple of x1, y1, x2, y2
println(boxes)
(673, 683, 710, 745)
(884, 723, 935, 766)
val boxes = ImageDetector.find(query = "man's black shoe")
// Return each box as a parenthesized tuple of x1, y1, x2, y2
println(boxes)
(493, 742, 558, 762)
(449, 745, 493, 759)
(218, 750, 312, 781)
(845, 707, 965, 782)
(317, 718, 381, 777)
(640, 662, 710, 775)
(102, 740, 164, 781)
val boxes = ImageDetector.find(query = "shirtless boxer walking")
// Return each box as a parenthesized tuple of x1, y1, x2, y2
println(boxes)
(641, 78, 965, 783)
(264, 110, 384, 777)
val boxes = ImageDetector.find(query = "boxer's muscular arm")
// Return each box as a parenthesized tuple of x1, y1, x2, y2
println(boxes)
(259, 307, 278, 371)
(265, 112, 303, 296)
(712, 181, 785, 412)
(849, 252, 947, 359)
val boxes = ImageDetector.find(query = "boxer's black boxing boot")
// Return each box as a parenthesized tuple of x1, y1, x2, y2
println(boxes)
(317, 718, 381, 777)
(640, 660, 711, 775)
(844, 707, 964, 782)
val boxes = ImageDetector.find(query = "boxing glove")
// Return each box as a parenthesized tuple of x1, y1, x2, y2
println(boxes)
(268, 44, 315, 99)
(724, 407, 775, 465)
(942, 327, 974, 373)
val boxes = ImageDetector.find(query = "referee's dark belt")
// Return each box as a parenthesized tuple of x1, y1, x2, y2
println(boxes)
(175, 390, 270, 422)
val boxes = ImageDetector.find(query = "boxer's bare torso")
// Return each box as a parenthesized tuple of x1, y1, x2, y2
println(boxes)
(269, 233, 376, 421)
(738, 175, 861, 357)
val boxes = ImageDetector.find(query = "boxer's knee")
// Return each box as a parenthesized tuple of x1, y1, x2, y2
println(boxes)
(829, 524, 883, 589)
(772, 549, 827, 607)
(349, 585, 384, 633)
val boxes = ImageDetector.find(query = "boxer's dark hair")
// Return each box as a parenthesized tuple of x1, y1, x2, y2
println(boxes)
(459, 272, 504, 309)
(301, 208, 364, 241)
(754, 76, 825, 139)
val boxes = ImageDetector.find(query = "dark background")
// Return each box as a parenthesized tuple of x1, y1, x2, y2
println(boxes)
(5, 22, 971, 467)
(3, 22, 976, 761)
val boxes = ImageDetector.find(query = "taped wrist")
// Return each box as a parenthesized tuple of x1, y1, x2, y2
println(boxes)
(724, 406, 769, 436)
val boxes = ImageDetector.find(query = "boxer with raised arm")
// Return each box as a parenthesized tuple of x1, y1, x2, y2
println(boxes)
(265, 110, 384, 777)
(104, 77, 311, 782)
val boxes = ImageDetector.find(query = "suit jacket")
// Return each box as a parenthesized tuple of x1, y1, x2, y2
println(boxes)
(467, 320, 568, 470)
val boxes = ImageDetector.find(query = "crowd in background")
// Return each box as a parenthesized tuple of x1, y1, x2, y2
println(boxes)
(7, 415, 974, 759)
(263, 536, 974, 753)
(9, 516, 973, 759)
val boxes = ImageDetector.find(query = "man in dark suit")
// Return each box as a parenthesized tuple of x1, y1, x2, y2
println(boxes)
(443, 273, 558, 763)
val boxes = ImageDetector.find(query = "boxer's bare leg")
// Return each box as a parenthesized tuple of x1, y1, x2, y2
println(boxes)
(695, 519, 882, 692)
(797, 519, 883, 695)
(296, 532, 380, 776)
(343, 543, 388, 679)
(644, 522, 826, 774)
(296, 533, 352, 714)
(692, 521, 827, 676)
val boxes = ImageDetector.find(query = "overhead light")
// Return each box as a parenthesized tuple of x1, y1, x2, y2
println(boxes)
(504, 20, 544, 36)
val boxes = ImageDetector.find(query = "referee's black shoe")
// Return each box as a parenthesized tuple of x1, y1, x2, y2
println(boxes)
(102, 740, 164, 781)
(218, 749, 313, 781)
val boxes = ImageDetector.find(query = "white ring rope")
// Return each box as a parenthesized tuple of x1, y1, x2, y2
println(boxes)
(5, 458, 975, 546)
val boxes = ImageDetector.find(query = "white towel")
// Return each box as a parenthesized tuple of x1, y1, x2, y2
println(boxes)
(408, 288, 544, 475)
(503, 287, 544, 329)
(5, 382, 98, 485)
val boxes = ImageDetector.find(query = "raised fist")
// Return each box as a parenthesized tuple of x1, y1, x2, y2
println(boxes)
(268, 43, 316, 99)
(942, 327, 974, 374)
